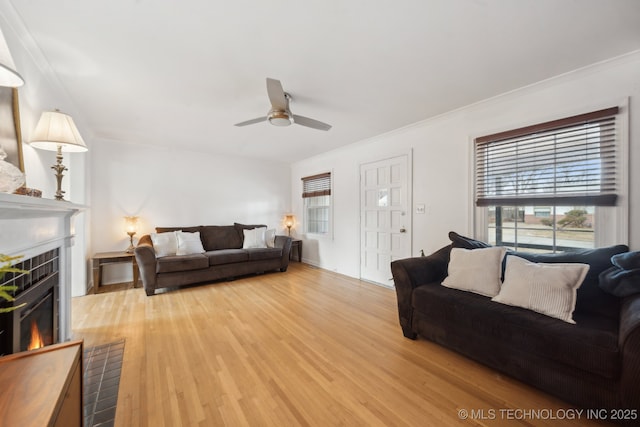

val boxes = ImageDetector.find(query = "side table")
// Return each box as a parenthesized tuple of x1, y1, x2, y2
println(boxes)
(92, 251, 140, 292)
(0, 340, 84, 427)
(290, 239, 302, 262)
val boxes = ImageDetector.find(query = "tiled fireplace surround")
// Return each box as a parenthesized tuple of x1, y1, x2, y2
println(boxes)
(0, 192, 83, 349)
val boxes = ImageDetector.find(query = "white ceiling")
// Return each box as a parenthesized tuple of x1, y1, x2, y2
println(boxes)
(7, 0, 640, 163)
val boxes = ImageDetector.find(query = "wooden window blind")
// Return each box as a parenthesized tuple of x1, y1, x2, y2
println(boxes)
(475, 107, 619, 207)
(302, 173, 331, 198)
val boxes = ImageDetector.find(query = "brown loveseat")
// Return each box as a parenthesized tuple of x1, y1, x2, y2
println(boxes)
(391, 232, 640, 423)
(135, 223, 292, 296)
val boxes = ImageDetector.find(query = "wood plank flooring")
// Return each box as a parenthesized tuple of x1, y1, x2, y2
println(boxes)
(71, 263, 611, 426)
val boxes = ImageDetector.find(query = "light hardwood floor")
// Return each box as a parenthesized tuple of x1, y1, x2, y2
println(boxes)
(72, 263, 611, 426)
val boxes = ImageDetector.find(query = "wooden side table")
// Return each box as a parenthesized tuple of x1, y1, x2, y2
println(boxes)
(290, 239, 302, 262)
(92, 251, 140, 292)
(0, 340, 84, 427)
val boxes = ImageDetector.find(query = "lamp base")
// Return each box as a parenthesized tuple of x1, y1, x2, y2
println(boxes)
(126, 232, 136, 253)
(52, 145, 67, 201)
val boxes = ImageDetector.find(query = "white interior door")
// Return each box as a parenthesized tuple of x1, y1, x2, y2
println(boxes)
(360, 155, 410, 286)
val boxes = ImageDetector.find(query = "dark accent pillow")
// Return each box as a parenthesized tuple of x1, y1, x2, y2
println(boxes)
(448, 231, 492, 249)
(200, 225, 243, 250)
(611, 251, 640, 270)
(155, 226, 201, 234)
(599, 266, 640, 297)
(599, 251, 640, 297)
(234, 222, 267, 231)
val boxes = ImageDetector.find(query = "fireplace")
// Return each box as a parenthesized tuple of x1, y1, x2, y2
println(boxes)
(0, 193, 83, 350)
(0, 248, 60, 355)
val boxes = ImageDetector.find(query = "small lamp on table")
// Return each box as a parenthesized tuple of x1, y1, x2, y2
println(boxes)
(124, 216, 138, 253)
(284, 215, 295, 236)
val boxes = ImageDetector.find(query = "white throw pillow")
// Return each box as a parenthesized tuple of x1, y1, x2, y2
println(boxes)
(441, 247, 507, 297)
(150, 231, 178, 257)
(243, 227, 267, 249)
(265, 229, 276, 248)
(491, 256, 589, 324)
(175, 231, 205, 255)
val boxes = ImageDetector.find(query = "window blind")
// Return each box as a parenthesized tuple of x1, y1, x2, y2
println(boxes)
(302, 172, 331, 198)
(475, 107, 619, 207)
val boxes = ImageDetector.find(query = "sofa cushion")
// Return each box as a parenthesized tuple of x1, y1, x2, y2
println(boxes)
(449, 231, 492, 249)
(246, 247, 283, 261)
(150, 231, 178, 257)
(492, 256, 589, 323)
(235, 223, 267, 245)
(242, 227, 268, 249)
(156, 253, 209, 273)
(513, 245, 628, 319)
(413, 283, 620, 379)
(176, 231, 206, 255)
(442, 247, 507, 297)
(265, 229, 276, 248)
(200, 225, 243, 250)
(207, 249, 249, 266)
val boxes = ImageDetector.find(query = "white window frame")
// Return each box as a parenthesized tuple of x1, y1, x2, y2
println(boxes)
(302, 171, 333, 238)
(473, 100, 629, 249)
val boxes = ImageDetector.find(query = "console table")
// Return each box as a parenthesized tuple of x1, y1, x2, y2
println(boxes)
(0, 340, 84, 427)
(92, 251, 140, 292)
(290, 239, 303, 262)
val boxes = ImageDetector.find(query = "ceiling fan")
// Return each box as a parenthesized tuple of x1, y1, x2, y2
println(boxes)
(234, 78, 332, 131)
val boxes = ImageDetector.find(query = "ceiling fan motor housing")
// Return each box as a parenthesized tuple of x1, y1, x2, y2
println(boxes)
(268, 109, 292, 126)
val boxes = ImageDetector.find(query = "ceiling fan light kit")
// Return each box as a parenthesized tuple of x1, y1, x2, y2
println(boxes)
(235, 78, 331, 131)
(268, 111, 292, 126)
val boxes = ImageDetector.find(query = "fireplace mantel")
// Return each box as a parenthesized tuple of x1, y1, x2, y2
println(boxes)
(0, 192, 86, 344)
(0, 193, 86, 218)
(0, 192, 85, 255)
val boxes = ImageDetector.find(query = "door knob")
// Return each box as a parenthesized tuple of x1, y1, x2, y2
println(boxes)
(400, 227, 406, 233)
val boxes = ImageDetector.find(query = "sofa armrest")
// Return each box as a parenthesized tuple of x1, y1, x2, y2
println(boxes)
(619, 292, 640, 409)
(274, 235, 292, 271)
(390, 244, 451, 339)
(134, 242, 158, 296)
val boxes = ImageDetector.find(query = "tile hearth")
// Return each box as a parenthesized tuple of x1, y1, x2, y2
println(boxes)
(83, 339, 125, 427)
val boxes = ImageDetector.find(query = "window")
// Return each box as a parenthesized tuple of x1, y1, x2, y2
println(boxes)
(475, 107, 620, 252)
(302, 172, 331, 235)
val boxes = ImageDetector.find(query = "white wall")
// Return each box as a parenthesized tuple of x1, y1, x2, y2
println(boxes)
(90, 139, 291, 285)
(291, 51, 640, 279)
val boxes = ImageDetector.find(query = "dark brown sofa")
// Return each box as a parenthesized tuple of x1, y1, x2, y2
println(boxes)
(135, 223, 292, 296)
(391, 233, 640, 422)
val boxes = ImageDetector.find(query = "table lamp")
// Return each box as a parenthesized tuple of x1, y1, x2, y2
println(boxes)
(124, 216, 139, 253)
(30, 110, 87, 201)
(284, 215, 295, 236)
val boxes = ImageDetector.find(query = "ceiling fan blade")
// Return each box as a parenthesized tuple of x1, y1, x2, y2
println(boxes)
(266, 78, 288, 111)
(292, 114, 332, 131)
(234, 116, 267, 127)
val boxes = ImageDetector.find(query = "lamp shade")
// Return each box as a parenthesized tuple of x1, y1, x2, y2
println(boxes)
(30, 111, 87, 152)
(124, 216, 139, 234)
(284, 215, 295, 228)
(0, 26, 24, 88)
